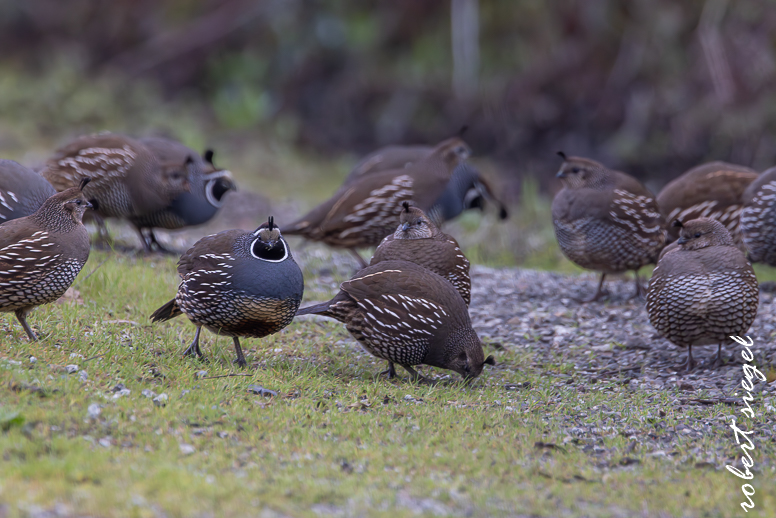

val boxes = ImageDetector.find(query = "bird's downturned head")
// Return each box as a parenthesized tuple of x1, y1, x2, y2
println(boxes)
(674, 217, 734, 250)
(395, 202, 438, 239)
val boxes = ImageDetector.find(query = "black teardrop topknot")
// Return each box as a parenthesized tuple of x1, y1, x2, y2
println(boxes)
(402, 201, 411, 212)
(204, 149, 214, 164)
(672, 219, 684, 228)
(79, 177, 91, 190)
(556, 151, 567, 161)
(268, 216, 275, 231)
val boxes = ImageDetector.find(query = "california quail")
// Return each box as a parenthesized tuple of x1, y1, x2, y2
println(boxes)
(129, 138, 236, 251)
(40, 132, 191, 247)
(0, 159, 56, 222)
(150, 217, 303, 367)
(740, 166, 776, 266)
(0, 178, 92, 341)
(295, 260, 494, 381)
(282, 137, 466, 266)
(646, 218, 759, 370)
(370, 202, 471, 306)
(657, 161, 758, 245)
(552, 152, 666, 301)
(344, 142, 508, 225)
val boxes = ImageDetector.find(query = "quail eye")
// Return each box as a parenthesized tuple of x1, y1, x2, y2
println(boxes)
(75, 200, 82, 205)
(694, 232, 701, 238)
(571, 167, 580, 173)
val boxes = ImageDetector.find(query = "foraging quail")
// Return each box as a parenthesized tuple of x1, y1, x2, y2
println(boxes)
(0, 159, 56, 222)
(129, 138, 236, 251)
(295, 260, 494, 381)
(282, 137, 466, 266)
(552, 152, 666, 301)
(150, 217, 303, 367)
(344, 142, 508, 225)
(0, 178, 92, 341)
(740, 166, 776, 266)
(370, 202, 471, 306)
(40, 132, 191, 246)
(646, 218, 759, 370)
(657, 161, 758, 245)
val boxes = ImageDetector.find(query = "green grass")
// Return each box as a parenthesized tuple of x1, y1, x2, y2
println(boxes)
(1, 251, 774, 518)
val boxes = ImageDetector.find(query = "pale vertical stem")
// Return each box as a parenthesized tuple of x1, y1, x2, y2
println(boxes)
(451, 0, 480, 100)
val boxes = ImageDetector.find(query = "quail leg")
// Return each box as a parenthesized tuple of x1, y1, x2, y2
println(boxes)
(349, 248, 368, 269)
(712, 343, 725, 368)
(400, 364, 433, 384)
(183, 326, 204, 358)
(631, 272, 646, 299)
(581, 273, 608, 303)
(146, 230, 177, 255)
(233, 337, 247, 367)
(92, 214, 114, 249)
(682, 345, 696, 371)
(379, 362, 397, 378)
(14, 309, 38, 341)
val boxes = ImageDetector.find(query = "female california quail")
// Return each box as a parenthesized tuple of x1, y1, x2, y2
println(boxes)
(344, 141, 508, 225)
(0, 159, 56, 222)
(0, 178, 92, 341)
(740, 166, 776, 266)
(657, 161, 758, 246)
(646, 218, 759, 370)
(552, 152, 666, 301)
(150, 217, 304, 367)
(296, 260, 494, 381)
(40, 132, 191, 247)
(370, 202, 471, 306)
(129, 138, 236, 251)
(281, 137, 466, 267)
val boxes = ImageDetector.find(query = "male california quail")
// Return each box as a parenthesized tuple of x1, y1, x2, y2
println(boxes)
(282, 137, 466, 266)
(370, 202, 471, 306)
(0, 178, 92, 341)
(40, 132, 191, 247)
(296, 260, 494, 381)
(552, 152, 665, 301)
(344, 142, 508, 225)
(129, 138, 236, 251)
(646, 218, 759, 370)
(150, 217, 303, 367)
(0, 159, 56, 222)
(740, 166, 776, 266)
(657, 161, 758, 245)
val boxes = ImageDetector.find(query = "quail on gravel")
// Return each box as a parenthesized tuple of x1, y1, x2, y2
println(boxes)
(740, 166, 776, 266)
(129, 138, 236, 252)
(40, 132, 191, 247)
(370, 202, 471, 306)
(295, 260, 494, 381)
(0, 159, 56, 222)
(281, 137, 467, 267)
(0, 178, 92, 341)
(150, 217, 303, 367)
(552, 152, 666, 301)
(344, 142, 508, 225)
(657, 161, 758, 245)
(646, 218, 759, 370)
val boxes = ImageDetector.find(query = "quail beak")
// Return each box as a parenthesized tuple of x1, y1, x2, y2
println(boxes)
(84, 201, 94, 209)
(400, 222, 410, 232)
(555, 170, 566, 179)
(677, 236, 689, 245)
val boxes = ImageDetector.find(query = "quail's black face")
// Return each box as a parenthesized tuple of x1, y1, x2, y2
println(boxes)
(205, 173, 235, 207)
(452, 348, 494, 381)
(250, 220, 288, 262)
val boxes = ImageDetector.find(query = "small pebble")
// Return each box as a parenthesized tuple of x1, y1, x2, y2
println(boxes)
(153, 393, 168, 407)
(98, 437, 111, 448)
(196, 370, 208, 379)
(79, 370, 88, 382)
(247, 385, 277, 397)
(141, 389, 156, 399)
(66, 364, 79, 374)
(29, 356, 37, 364)
(179, 443, 196, 455)
(87, 404, 101, 419)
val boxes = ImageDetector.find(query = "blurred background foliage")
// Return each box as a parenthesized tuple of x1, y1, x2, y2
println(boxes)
(1, 0, 775, 266)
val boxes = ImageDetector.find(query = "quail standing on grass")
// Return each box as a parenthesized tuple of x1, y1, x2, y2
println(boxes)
(129, 137, 236, 251)
(657, 161, 758, 245)
(281, 137, 467, 267)
(0, 160, 57, 223)
(150, 217, 303, 367)
(646, 218, 759, 370)
(40, 132, 191, 248)
(295, 260, 494, 381)
(740, 166, 776, 266)
(344, 142, 508, 225)
(370, 202, 471, 306)
(0, 178, 92, 341)
(551, 152, 665, 301)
